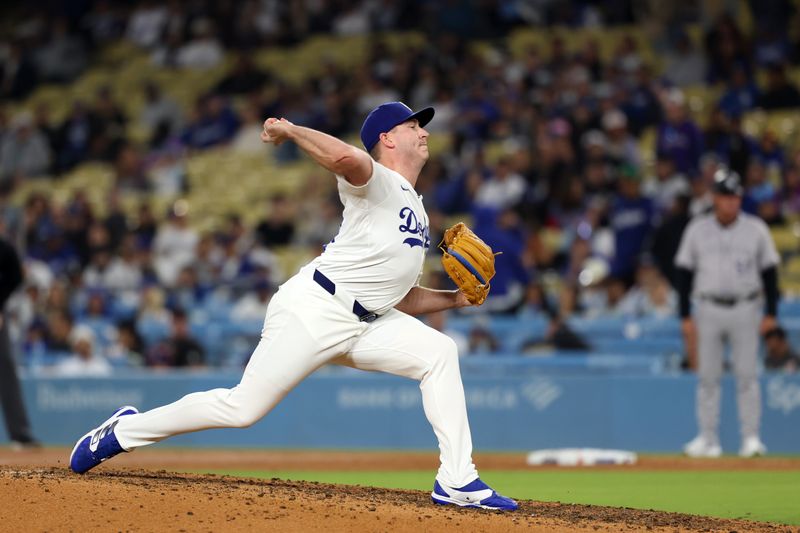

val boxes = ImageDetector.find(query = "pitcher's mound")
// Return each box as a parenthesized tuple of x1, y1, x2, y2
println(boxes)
(0, 467, 786, 532)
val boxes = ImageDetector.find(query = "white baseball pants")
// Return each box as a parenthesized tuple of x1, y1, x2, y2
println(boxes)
(114, 272, 479, 488)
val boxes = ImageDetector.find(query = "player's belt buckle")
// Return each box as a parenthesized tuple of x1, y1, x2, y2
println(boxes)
(359, 312, 379, 323)
(352, 299, 379, 323)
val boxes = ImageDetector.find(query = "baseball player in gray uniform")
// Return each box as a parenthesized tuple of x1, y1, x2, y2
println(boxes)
(68, 102, 518, 511)
(675, 168, 779, 458)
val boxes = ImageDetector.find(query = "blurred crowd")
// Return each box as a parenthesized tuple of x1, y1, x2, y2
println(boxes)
(1, 1, 800, 372)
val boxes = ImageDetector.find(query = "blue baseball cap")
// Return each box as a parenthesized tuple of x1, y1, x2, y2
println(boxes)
(360, 102, 435, 152)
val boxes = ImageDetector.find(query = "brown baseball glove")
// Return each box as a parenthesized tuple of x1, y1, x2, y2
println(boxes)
(439, 222, 497, 306)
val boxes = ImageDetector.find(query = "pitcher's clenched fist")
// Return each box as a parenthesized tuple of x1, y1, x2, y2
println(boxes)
(261, 117, 294, 145)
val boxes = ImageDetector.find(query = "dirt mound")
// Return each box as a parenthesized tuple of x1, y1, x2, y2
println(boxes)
(0, 467, 789, 532)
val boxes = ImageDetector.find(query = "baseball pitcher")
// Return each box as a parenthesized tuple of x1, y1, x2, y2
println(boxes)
(68, 102, 517, 511)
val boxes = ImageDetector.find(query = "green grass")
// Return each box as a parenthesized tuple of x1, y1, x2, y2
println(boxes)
(192, 468, 800, 525)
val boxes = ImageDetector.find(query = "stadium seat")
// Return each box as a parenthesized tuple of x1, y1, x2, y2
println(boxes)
(771, 226, 800, 255)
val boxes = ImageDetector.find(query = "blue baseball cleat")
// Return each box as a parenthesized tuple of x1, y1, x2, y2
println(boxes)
(69, 406, 138, 474)
(431, 478, 519, 510)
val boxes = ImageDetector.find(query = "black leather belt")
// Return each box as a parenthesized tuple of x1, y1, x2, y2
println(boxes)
(313, 269, 379, 323)
(701, 291, 760, 307)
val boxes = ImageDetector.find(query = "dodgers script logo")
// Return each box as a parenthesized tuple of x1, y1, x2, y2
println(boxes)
(399, 207, 430, 249)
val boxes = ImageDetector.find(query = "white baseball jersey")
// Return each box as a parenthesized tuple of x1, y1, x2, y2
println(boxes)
(674, 212, 779, 297)
(305, 161, 430, 315)
(110, 160, 480, 490)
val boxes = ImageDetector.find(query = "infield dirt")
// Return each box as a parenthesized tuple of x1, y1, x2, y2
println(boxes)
(1, 449, 797, 532)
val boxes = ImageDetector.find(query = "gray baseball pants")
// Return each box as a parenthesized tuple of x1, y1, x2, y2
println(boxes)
(695, 299, 761, 444)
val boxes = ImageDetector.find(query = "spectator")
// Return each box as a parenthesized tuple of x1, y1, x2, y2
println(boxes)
(604, 276, 629, 316)
(758, 63, 800, 110)
(78, 290, 118, 355)
(704, 14, 751, 84)
(147, 140, 188, 195)
(137, 285, 171, 345)
(517, 282, 549, 319)
(472, 208, 529, 314)
(148, 27, 181, 66)
(718, 65, 760, 117)
(53, 325, 112, 376)
(782, 164, 800, 215)
(55, 102, 95, 172)
(231, 279, 273, 323)
(78, 218, 109, 269)
(106, 319, 146, 367)
(255, 194, 296, 247)
(355, 74, 401, 117)
(745, 160, 777, 209)
(82, 0, 125, 47)
(139, 82, 184, 146)
(147, 308, 205, 367)
(457, 82, 500, 140)
(193, 234, 223, 286)
(166, 266, 209, 311)
(521, 313, 591, 353)
(34, 18, 87, 83)
(0, 112, 52, 181)
(82, 244, 143, 293)
(114, 144, 149, 191)
(725, 114, 758, 179)
(0, 181, 24, 252)
(650, 194, 691, 286)
(703, 108, 730, 158)
(643, 154, 690, 214)
(126, 1, 168, 48)
(181, 95, 240, 150)
(103, 191, 128, 250)
(43, 277, 68, 314)
(152, 201, 199, 287)
(294, 196, 342, 249)
(473, 156, 527, 210)
(689, 164, 719, 217)
(764, 327, 799, 372)
(231, 103, 269, 154)
(663, 31, 707, 87)
(548, 175, 588, 233)
(615, 263, 677, 318)
(176, 18, 224, 70)
(757, 130, 785, 173)
(619, 65, 662, 135)
(121, 3, 166, 44)
(602, 109, 642, 169)
(332, 4, 371, 35)
(608, 166, 655, 281)
(215, 52, 271, 95)
(753, 27, 793, 68)
(656, 88, 704, 175)
(90, 86, 127, 161)
(131, 202, 158, 250)
(0, 41, 38, 101)
(44, 309, 74, 354)
(467, 322, 501, 355)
